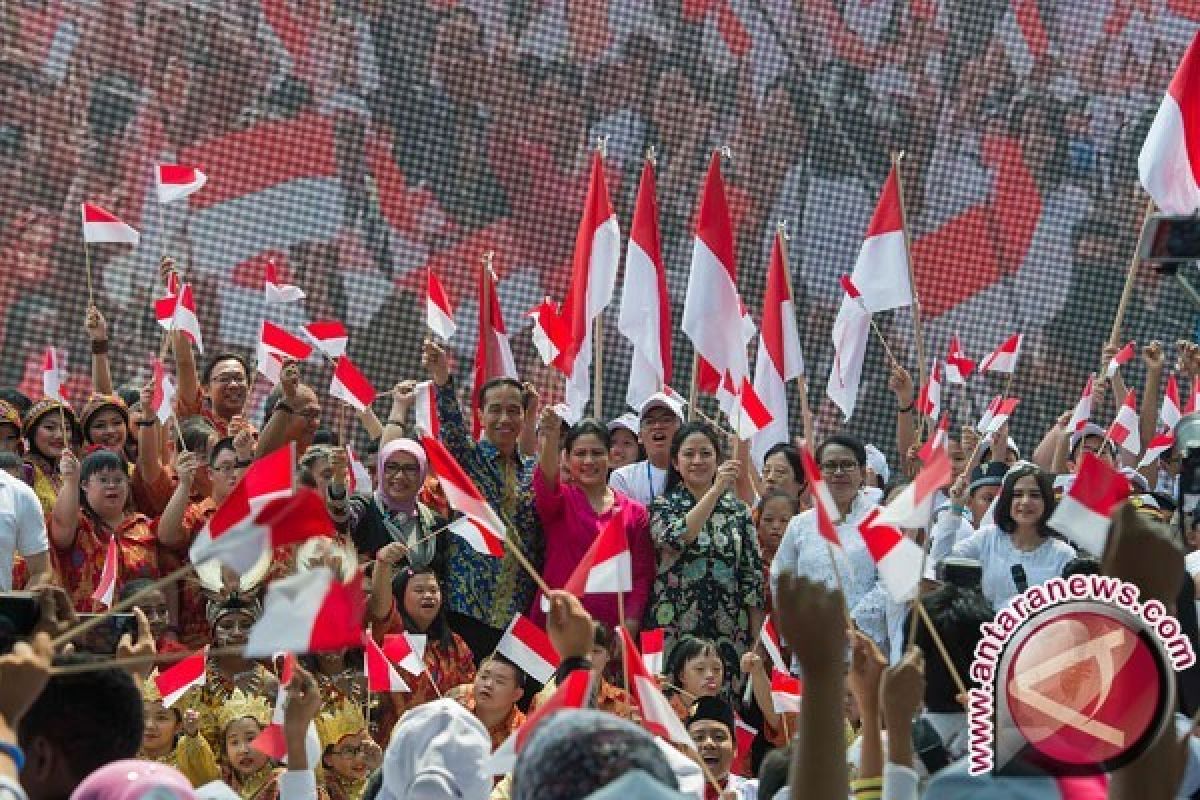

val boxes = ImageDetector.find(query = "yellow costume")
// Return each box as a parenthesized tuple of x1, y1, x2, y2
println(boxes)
(314, 702, 370, 800)
(176, 689, 281, 800)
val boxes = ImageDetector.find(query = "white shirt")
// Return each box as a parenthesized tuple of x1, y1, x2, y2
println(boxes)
(724, 774, 758, 800)
(950, 525, 1076, 610)
(608, 460, 668, 508)
(0, 469, 48, 591)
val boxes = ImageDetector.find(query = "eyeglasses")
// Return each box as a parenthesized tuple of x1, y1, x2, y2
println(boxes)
(330, 745, 371, 758)
(211, 372, 247, 386)
(642, 412, 677, 427)
(819, 460, 860, 474)
(294, 409, 321, 421)
(88, 474, 129, 488)
(210, 463, 241, 475)
(383, 463, 421, 476)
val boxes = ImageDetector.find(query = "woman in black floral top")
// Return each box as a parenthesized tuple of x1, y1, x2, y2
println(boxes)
(644, 422, 765, 691)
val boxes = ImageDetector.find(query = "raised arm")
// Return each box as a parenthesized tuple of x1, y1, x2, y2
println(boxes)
(382, 380, 416, 444)
(1139, 341, 1165, 449)
(890, 363, 917, 470)
(536, 406, 563, 489)
(135, 385, 165, 491)
(519, 382, 541, 459)
(85, 305, 114, 395)
(50, 451, 82, 549)
(157, 451, 199, 551)
(255, 361, 302, 459)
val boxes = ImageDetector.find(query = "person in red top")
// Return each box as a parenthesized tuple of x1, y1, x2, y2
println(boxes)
(50, 448, 160, 612)
(173, 323, 254, 441)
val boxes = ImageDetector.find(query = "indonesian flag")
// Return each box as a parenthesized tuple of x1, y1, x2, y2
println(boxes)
(682, 153, 757, 430)
(770, 669, 803, 713)
(148, 359, 175, 426)
(426, 268, 456, 340)
(1163, 375, 1182, 432)
(1189, 379, 1200, 416)
(1140, 31, 1200, 215)
(382, 633, 427, 676)
(979, 333, 1022, 374)
(155, 164, 207, 204)
(1105, 342, 1136, 378)
(1068, 375, 1095, 434)
(485, 669, 595, 776)
(154, 282, 204, 353)
(90, 535, 119, 609)
(734, 715, 758, 763)
(618, 157, 672, 411)
(839, 274, 862, 299)
(263, 259, 305, 305)
(918, 415, 950, 464)
(528, 297, 570, 367)
(244, 567, 365, 656)
(363, 631, 411, 693)
(619, 627, 694, 746)
(154, 648, 207, 708)
(419, 436, 506, 557)
(80, 203, 139, 245)
(1047, 453, 1131, 556)
(945, 335, 975, 384)
(827, 165, 913, 419)
(751, 230, 805, 467)
(1107, 389, 1141, 455)
(916, 360, 943, 422)
(640, 628, 665, 675)
(557, 151, 621, 424)
(759, 615, 787, 674)
(330, 356, 376, 412)
(560, 514, 632, 597)
(345, 445, 372, 494)
(473, 264, 519, 438)
(977, 396, 1020, 434)
(412, 380, 439, 438)
(858, 509, 924, 603)
(301, 320, 349, 359)
(256, 321, 313, 385)
(998, 0, 1055, 77)
(41, 347, 66, 401)
(496, 614, 561, 685)
(1140, 432, 1175, 468)
(876, 445, 952, 529)
(800, 449, 844, 553)
(251, 654, 321, 764)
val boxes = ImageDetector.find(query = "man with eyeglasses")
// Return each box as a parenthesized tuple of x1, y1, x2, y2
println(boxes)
(174, 342, 254, 440)
(609, 392, 685, 507)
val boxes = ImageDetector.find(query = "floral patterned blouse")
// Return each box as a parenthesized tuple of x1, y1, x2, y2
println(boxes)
(58, 512, 160, 612)
(645, 485, 765, 689)
(160, 497, 217, 647)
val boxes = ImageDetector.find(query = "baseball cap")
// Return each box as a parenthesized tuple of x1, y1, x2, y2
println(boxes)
(638, 391, 685, 423)
(607, 412, 640, 436)
(968, 462, 1008, 495)
(864, 444, 890, 484)
(1068, 422, 1109, 455)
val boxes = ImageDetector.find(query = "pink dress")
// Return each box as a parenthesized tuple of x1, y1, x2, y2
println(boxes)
(531, 467, 654, 630)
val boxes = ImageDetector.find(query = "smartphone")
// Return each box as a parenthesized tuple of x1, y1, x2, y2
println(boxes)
(937, 557, 984, 591)
(74, 613, 138, 655)
(0, 591, 39, 654)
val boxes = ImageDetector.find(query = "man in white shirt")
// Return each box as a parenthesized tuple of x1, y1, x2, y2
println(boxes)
(608, 392, 684, 507)
(0, 467, 50, 591)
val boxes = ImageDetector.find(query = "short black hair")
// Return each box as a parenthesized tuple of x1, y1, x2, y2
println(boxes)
(393, 566, 453, 649)
(0, 388, 31, 415)
(815, 433, 867, 468)
(993, 462, 1057, 536)
(758, 488, 800, 517)
(210, 436, 237, 465)
(757, 746, 792, 800)
(201, 353, 250, 385)
(18, 660, 143, 792)
(665, 422, 722, 492)
(1062, 557, 1101, 578)
(179, 417, 218, 455)
(563, 419, 610, 453)
(484, 652, 528, 690)
(763, 442, 806, 486)
(906, 584, 993, 712)
(312, 428, 339, 446)
(666, 635, 721, 686)
(478, 377, 525, 408)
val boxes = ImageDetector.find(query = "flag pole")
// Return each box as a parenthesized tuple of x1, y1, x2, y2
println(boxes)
(480, 250, 495, 381)
(503, 532, 553, 597)
(616, 590, 632, 718)
(775, 222, 816, 449)
(52, 563, 196, 648)
(916, 602, 969, 702)
(1108, 195, 1156, 350)
(594, 316, 604, 420)
(83, 242, 95, 308)
(891, 152, 929, 441)
(687, 353, 699, 422)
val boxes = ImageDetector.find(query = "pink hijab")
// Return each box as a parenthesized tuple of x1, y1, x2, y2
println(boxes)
(376, 438, 428, 513)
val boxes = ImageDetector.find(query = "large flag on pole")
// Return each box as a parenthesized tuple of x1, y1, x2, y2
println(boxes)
(751, 230, 805, 467)
(473, 262, 518, 438)
(1139, 31, 1200, 215)
(618, 156, 672, 411)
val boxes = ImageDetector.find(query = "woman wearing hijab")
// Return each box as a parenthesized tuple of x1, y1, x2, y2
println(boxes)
(326, 439, 448, 574)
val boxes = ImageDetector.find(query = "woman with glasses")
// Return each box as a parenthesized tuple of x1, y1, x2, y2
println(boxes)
(770, 434, 881, 634)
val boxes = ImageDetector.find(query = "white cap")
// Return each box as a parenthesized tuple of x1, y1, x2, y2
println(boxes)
(607, 412, 640, 436)
(864, 444, 890, 485)
(1068, 422, 1108, 454)
(638, 390, 685, 423)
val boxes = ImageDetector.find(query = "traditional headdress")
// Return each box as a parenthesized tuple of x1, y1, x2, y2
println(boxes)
(80, 392, 130, 438)
(0, 399, 20, 433)
(141, 670, 163, 705)
(314, 700, 368, 750)
(215, 688, 272, 733)
(22, 398, 79, 440)
(206, 591, 263, 629)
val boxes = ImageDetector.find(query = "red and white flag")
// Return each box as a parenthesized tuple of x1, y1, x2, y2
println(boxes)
(330, 356, 376, 412)
(155, 164, 207, 204)
(527, 297, 569, 367)
(345, 445, 372, 494)
(425, 267, 457, 341)
(256, 321, 313, 384)
(915, 360, 943, 422)
(800, 449, 843, 553)
(382, 632, 427, 675)
(682, 153, 758, 432)
(1068, 375, 1095, 434)
(770, 669, 803, 713)
(877, 445, 952, 529)
(977, 396, 1020, 434)
(154, 648, 207, 707)
(1140, 31, 1200, 215)
(751, 230, 805, 467)
(979, 333, 1022, 374)
(81, 203, 139, 245)
(485, 668, 595, 776)
(918, 415, 950, 464)
(41, 347, 66, 401)
(619, 627, 693, 746)
(1140, 432, 1176, 468)
(998, 0, 1054, 77)
(497, 614, 561, 685)
(263, 259, 305, 305)
(154, 283, 204, 353)
(251, 654, 321, 764)
(1048, 453, 1131, 556)
(618, 157, 672, 411)
(412, 380, 439, 438)
(858, 509, 924, 603)
(839, 274, 862, 299)
(560, 514, 631, 598)
(556, 152, 621, 423)
(735, 715, 758, 763)
(363, 632, 411, 693)
(419, 436, 506, 557)
(149, 359, 176, 425)
(90, 535, 119, 609)
(473, 264, 519, 437)
(945, 335, 975, 385)
(244, 568, 365, 656)
(640, 628, 665, 675)
(1107, 389, 1141, 455)
(301, 320, 349, 359)
(1188, 379, 1200, 416)
(1163, 375, 1183, 432)
(1105, 342, 1136, 378)
(759, 615, 787, 674)
(827, 166, 913, 419)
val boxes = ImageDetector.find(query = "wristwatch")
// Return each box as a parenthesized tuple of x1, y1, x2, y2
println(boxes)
(0, 741, 25, 772)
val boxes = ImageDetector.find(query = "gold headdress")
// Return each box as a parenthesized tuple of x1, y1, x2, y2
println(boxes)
(215, 688, 272, 732)
(141, 670, 163, 704)
(314, 700, 367, 750)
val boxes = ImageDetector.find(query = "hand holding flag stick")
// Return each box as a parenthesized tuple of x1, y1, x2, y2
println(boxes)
(51, 562, 196, 649)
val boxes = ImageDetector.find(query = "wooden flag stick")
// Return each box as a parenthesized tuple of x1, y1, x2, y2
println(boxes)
(687, 353, 700, 422)
(83, 242, 95, 308)
(1109, 195, 1157, 349)
(916, 601, 969, 701)
(480, 250, 495, 381)
(52, 563, 196, 648)
(504, 532, 553, 597)
(891, 151, 930, 441)
(616, 589, 632, 718)
(50, 644, 245, 676)
(594, 316, 604, 420)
